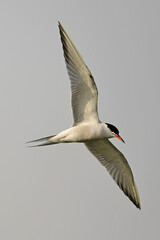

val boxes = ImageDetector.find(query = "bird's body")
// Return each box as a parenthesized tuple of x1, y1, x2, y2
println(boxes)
(28, 22, 141, 209)
(36, 123, 112, 144)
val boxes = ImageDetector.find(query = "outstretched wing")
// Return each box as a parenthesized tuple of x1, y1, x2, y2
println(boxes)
(59, 22, 99, 125)
(85, 139, 141, 209)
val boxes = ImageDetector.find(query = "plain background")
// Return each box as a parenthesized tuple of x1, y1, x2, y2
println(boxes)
(1, 0, 160, 239)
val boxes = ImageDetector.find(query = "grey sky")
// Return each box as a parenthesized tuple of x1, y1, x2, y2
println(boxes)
(0, 0, 160, 239)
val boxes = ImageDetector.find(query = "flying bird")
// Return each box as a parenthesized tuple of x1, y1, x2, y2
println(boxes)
(28, 22, 141, 209)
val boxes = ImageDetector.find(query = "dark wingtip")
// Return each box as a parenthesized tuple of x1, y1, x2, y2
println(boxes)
(58, 21, 63, 31)
(135, 201, 141, 210)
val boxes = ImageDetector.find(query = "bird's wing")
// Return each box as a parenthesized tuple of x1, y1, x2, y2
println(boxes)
(59, 22, 99, 125)
(85, 139, 141, 209)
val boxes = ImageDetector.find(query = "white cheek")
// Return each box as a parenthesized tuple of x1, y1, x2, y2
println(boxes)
(102, 124, 114, 138)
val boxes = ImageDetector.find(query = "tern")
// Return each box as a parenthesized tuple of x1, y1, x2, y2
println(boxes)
(28, 22, 141, 209)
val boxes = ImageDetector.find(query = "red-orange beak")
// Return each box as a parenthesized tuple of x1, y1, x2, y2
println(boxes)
(113, 133, 125, 143)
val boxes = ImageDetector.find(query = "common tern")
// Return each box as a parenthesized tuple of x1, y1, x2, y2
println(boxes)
(28, 22, 141, 209)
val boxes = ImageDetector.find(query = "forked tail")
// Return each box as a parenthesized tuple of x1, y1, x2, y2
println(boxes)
(26, 135, 57, 147)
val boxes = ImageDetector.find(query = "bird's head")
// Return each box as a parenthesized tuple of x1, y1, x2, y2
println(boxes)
(105, 123, 125, 143)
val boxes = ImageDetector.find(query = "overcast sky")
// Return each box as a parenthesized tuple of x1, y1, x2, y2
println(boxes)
(1, 0, 160, 239)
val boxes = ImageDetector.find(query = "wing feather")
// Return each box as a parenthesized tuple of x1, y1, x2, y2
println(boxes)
(85, 139, 141, 209)
(58, 22, 99, 125)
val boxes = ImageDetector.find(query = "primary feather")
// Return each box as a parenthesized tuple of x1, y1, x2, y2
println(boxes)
(59, 22, 99, 125)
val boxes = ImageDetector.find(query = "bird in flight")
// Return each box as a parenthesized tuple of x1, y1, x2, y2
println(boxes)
(28, 22, 141, 209)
